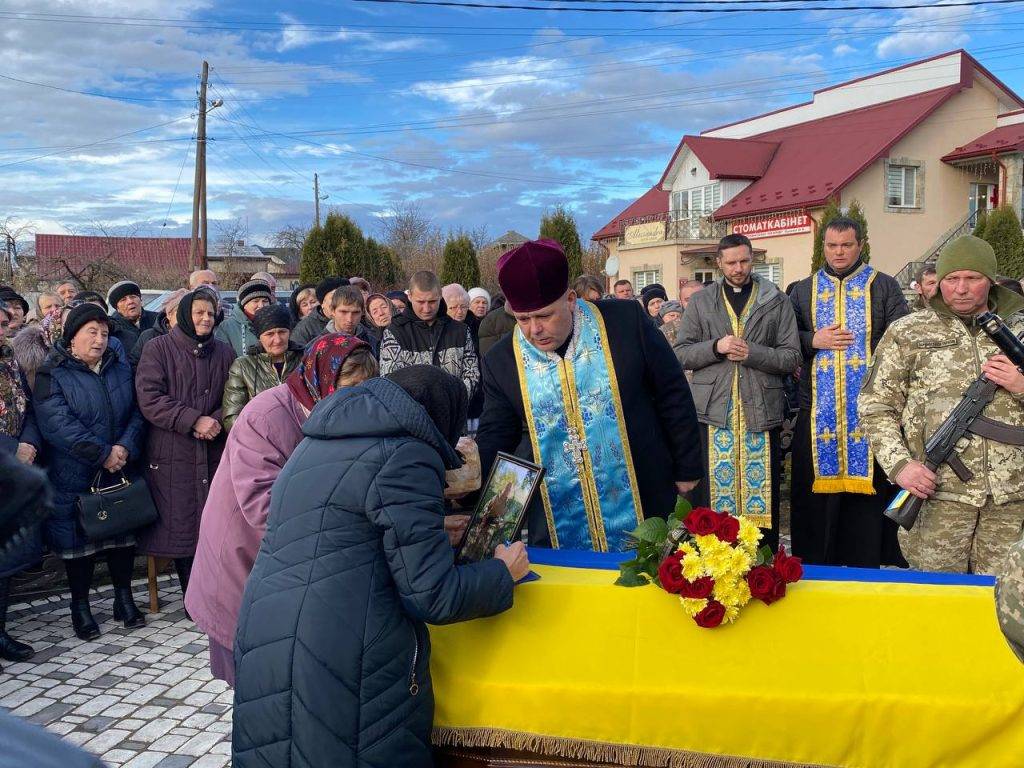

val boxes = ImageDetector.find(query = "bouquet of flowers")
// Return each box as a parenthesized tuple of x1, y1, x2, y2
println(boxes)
(615, 499, 803, 628)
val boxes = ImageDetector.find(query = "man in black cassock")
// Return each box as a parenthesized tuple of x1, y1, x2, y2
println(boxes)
(475, 239, 702, 552)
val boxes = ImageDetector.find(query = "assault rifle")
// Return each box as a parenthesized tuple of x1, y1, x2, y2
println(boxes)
(885, 311, 1024, 530)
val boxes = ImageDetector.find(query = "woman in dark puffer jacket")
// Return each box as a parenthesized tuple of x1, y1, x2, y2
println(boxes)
(33, 303, 146, 640)
(233, 366, 529, 768)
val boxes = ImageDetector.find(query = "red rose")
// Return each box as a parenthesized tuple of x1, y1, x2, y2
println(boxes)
(770, 572, 787, 603)
(747, 565, 776, 603)
(657, 552, 687, 594)
(773, 546, 804, 584)
(684, 507, 719, 536)
(694, 600, 726, 628)
(681, 576, 715, 600)
(715, 514, 740, 544)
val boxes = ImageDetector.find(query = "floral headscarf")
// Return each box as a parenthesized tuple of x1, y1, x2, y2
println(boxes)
(286, 333, 370, 411)
(40, 306, 65, 350)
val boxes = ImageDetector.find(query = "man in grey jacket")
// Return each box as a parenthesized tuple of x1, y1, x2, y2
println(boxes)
(673, 234, 800, 548)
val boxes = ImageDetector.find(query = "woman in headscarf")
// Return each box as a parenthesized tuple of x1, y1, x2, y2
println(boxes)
(188, 334, 377, 684)
(135, 288, 235, 609)
(288, 283, 318, 324)
(33, 303, 146, 640)
(0, 299, 43, 665)
(221, 304, 303, 431)
(11, 305, 66, 389)
(232, 365, 529, 767)
(363, 292, 394, 349)
(129, 288, 187, 368)
(641, 284, 668, 326)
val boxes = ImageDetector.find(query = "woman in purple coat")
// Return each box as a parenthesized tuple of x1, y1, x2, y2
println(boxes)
(186, 334, 378, 683)
(135, 288, 234, 607)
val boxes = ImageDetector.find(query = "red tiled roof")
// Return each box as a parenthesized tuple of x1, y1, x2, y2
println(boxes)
(713, 86, 959, 220)
(942, 123, 1024, 162)
(592, 186, 669, 241)
(34, 234, 191, 280)
(658, 136, 777, 187)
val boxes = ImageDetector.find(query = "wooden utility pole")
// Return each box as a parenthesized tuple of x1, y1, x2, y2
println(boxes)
(314, 173, 322, 228)
(189, 60, 210, 272)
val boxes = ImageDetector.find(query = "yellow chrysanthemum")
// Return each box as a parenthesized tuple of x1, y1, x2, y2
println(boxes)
(730, 546, 755, 574)
(680, 597, 708, 617)
(723, 604, 741, 624)
(695, 534, 726, 555)
(679, 542, 697, 557)
(682, 553, 705, 581)
(738, 517, 762, 551)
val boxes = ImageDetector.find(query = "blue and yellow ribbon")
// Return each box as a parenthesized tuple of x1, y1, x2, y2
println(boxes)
(514, 300, 643, 552)
(811, 264, 876, 494)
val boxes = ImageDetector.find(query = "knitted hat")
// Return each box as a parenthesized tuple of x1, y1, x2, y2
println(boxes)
(498, 239, 569, 313)
(237, 279, 273, 310)
(62, 302, 111, 345)
(106, 280, 141, 309)
(72, 291, 108, 312)
(468, 287, 491, 306)
(935, 235, 998, 283)
(315, 276, 350, 304)
(0, 286, 28, 316)
(252, 303, 292, 336)
(385, 290, 408, 306)
(641, 286, 668, 314)
(659, 300, 683, 318)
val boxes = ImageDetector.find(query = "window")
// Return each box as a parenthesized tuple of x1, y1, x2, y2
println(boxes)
(754, 262, 783, 287)
(693, 269, 717, 284)
(887, 165, 918, 208)
(632, 269, 661, 290)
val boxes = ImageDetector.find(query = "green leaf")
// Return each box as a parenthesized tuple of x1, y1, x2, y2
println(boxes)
(755, 545, 774, 567)
(615, 563, 651, 587)
(631, 517, 669, 544)
(673, 496, 692, 519)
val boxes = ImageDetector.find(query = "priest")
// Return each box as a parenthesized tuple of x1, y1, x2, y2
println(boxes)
(475, 239, 702, 552)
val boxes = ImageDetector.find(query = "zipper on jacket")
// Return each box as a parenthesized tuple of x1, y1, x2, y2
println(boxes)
(409, 625, 420, 696)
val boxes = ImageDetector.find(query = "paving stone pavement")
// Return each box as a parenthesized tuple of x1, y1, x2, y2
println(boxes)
(1, 575, 232, 768)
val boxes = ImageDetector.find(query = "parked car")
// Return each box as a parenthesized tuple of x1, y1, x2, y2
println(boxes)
(144, 290, 292, 314)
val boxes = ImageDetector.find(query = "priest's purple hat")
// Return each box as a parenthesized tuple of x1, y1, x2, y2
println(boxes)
(497, 238, 569, 313)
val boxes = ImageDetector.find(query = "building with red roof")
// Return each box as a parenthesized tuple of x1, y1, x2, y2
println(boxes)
(35, 234, 192, 287)
(594, 50, 1024, 294)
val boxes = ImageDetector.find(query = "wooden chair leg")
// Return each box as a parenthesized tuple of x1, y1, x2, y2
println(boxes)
(147, 556, 160, 614)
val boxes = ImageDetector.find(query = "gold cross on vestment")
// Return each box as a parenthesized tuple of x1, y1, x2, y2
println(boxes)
(564, 425, 587, 470)
(818, 428, 837, 443)
(850, 427, 866, 443)
(818, 288, 835, 303)
(846, 355, 865, 369)
(847, 286, 865, 301)
(817, 356, 837, 373)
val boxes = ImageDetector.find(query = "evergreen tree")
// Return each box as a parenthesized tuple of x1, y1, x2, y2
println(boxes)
(364, 237, 405, 290)
(539, 206, 584, 280)
(972, 210, 988, 239)
(322, 212, 367, 277)
(440, 233, 481, 288)
(846, 198, 871, 264)
(810, 197, 843, 273)
(299, 225, 331, 284)
(980, 206, 1024, 278)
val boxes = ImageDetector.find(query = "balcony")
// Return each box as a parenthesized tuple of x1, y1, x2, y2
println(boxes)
(617, 210, 727, 247)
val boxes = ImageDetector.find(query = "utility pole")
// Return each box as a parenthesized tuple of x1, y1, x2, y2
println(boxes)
(189, 60, 209, 272)
(1, 234, 13, 285)
(314, 173, 321, 228)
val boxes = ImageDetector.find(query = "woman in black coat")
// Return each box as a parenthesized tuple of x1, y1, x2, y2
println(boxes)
(33, 303, 146, 640)
(233, 366, 529, 768)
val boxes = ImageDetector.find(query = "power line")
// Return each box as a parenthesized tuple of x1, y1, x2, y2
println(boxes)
(354, 0, 1024, 12)
(0, 72, 196, 103)
(162, 133, 196, 227)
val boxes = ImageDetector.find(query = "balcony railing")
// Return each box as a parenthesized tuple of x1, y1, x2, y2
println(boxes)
(618, 210, 727, 245)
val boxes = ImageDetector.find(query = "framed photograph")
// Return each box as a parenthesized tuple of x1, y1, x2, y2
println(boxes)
(456, 452, 545, 564)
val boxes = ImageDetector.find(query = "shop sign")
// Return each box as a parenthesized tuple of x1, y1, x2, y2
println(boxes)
(623, 221, 665, 245)
(732, 212, 812, 239)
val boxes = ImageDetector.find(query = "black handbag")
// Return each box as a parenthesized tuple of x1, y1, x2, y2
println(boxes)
(76, 470, 158, 542)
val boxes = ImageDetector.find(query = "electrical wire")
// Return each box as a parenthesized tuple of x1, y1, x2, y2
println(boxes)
(354, 0, 1024, 12)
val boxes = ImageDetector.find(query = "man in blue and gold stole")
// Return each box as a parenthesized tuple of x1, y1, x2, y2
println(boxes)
(789, 216, 909, 567)
(475, 239, 702, 552)
(673, 234, 801, 550)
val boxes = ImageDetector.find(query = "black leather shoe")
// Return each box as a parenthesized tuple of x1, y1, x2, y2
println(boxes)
(0, 630, 34, 662)
(70, 598, 100, 641)
(112, 588, 145, 628)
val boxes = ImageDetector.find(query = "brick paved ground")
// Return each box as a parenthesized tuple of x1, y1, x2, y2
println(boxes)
(2, 574, 231, 768)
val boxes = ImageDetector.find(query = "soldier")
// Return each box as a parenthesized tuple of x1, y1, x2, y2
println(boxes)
(997, 532, 1024, 663)
(673, 234, 800, 549)
(789, 216, 909, 567)
(859, 235, 1024, 574)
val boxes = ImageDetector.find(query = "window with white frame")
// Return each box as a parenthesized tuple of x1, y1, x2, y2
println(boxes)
(887, 165, 918, 208)
(671, 184, 722, 218)
(754, 262, 783, 287)
(693, 269, 717, 284)
(632, 269, 661, 290)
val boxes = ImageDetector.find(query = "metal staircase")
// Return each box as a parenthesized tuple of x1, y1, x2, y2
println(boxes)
(893, 210, 980, 290)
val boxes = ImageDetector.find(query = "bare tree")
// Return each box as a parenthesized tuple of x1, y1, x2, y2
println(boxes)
(378, 202, 436, 264)
(272, 223, 309, 253)
(213, 217, 250, 260)
(0, 217, 36, 289)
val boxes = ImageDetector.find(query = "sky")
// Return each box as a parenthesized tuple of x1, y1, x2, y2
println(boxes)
(1, 0, 1024, 250)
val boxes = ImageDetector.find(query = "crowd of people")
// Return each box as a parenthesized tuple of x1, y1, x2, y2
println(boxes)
(1, 221, 1024, 764)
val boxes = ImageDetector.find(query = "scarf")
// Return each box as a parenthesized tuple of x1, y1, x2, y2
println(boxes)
(286, 333, 369, 411)
(176, 288, 221, 344)
(385, 365, 468, 450)
(40, 307, 64, 349)
(0, 348, 28, 439)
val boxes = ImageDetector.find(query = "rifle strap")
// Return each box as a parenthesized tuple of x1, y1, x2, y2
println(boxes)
(967, 415, 1024, 446)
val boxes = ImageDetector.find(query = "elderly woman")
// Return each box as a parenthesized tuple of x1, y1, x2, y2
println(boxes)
(222, 304, 302, 431)
(188, 334, 378, 684)
(233, 366, 528, 766)
(288, 283, 318, 324)
(641, 284, 667, 326)
(366, 292, 394, 330)
(12, 305, 65, 389)
(468, 287, 491, 318)
(573, 274, 604, 302)
(443, 283, 470, 323)
(33, 303, 146, 639)
(0, 299, 43, 665)
(136, 289, 235, 607)
(130, 288, 187, 367)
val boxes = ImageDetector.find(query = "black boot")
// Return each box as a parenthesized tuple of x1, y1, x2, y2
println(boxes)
(111, 587, 145, 628)
(0, 577, 33, 661)
(174, 557, 193, 620)
(70, 598, 100, 641)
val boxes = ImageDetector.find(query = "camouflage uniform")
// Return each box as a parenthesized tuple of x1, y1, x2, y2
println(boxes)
(996, 530, 1024, 663)
(858, 288, 1024, 574)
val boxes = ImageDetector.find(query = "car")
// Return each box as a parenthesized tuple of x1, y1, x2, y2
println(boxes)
(144, 289, 293, 314)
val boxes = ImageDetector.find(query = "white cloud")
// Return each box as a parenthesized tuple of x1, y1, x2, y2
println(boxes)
(833, 44, 857, 57)
(875, 4, 973, 58)
(276, 15, 430, 54)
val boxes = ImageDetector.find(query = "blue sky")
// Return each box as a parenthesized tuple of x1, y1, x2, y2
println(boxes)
(1, 0, 1024, 249)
